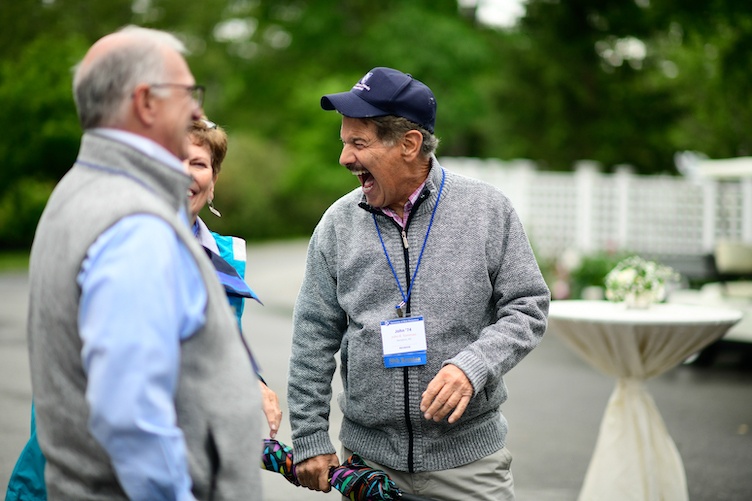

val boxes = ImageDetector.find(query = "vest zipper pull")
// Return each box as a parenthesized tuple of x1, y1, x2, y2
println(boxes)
(401, 230, 409, 249)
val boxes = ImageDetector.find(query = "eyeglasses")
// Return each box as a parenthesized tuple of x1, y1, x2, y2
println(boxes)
(149, 83, 205, 108)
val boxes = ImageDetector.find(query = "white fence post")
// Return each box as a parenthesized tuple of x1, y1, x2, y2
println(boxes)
(574, 161, 600, 254)
(614, 165, 633, 250)
(743, 178, 752, 242)
(702, 181, 718, 253)
(507, 160, 535, 224)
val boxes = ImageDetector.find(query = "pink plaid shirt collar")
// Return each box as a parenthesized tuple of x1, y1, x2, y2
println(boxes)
(380, 181, 427, 228)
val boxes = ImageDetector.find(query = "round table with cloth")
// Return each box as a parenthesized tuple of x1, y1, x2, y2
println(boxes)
(547, 300, 742, 501)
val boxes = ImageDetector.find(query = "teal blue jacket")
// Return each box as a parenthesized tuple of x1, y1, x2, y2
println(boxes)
(194, 217, 261, 328)
(6, 222, 258, 501)
(5, 406, 46, 501)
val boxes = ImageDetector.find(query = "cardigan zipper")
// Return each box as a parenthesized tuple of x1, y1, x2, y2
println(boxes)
(359, 187, 431, 473)
(399, 224, 415, 472)
(399, 188, 430, 474)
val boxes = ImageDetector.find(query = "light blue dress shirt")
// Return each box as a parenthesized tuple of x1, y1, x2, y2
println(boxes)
(78, 216, 205, 501)
(75, 129, 206, 501)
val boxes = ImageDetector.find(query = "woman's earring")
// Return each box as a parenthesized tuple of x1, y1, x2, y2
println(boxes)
(208, 198, 222, 218)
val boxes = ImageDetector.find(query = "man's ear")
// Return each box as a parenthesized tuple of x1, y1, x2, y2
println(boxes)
(402, 129, 424, 160)
(131, 83, 157, 127)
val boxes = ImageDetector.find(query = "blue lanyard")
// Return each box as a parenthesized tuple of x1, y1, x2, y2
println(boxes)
(373, 168, 446, 316)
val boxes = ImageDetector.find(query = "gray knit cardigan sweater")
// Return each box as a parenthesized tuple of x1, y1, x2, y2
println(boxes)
(288, 157, 550, 472)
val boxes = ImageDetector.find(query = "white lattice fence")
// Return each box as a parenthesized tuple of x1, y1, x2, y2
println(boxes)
(440, 157, 752, 264)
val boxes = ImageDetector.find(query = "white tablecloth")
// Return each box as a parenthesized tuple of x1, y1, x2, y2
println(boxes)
(548, 300, 742, 501)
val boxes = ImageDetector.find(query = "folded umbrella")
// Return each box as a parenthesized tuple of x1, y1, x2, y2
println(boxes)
(260, 439, 435, 501)
(330, 453, 399, 501)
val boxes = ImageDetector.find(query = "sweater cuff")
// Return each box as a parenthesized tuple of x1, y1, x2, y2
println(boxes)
(291, 431, 337, 464)
(445, 351, 487, 396)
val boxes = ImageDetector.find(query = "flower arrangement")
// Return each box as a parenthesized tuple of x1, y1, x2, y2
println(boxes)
(604, 256, 680, 307)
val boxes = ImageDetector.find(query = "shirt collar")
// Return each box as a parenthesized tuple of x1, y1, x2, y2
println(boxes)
(91, 128, 186, 174)
(381, 180, 427, 228)
(193, 216, 219, 255)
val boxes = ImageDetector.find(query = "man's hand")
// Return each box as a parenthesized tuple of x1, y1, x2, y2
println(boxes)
(295, 454, 340, 492)
(420, 364, 473, 424)
(259, 381, 282, 439)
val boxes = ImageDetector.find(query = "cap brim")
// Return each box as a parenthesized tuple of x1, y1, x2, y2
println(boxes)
(320, 92, 389, 119)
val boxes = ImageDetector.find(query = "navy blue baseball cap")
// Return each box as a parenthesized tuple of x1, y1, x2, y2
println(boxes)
(321, 67, 437, 134)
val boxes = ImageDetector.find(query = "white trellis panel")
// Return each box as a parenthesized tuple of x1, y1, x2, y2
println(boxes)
(440, 157, 751, 262)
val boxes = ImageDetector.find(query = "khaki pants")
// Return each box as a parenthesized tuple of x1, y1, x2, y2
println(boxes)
(342, 446, 515, 501)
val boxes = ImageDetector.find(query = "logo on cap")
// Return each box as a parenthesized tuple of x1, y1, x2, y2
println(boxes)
(353, 72, 373, 92)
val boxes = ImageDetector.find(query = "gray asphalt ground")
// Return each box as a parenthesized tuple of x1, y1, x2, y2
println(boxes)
(1, 239, 751, 500)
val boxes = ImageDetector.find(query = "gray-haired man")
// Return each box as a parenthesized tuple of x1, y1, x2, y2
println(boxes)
(26, 26, 262, 501)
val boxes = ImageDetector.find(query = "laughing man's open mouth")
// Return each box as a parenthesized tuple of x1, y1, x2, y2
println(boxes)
(349, 166, 374, 193)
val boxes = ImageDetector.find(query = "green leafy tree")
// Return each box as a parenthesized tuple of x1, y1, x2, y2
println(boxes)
(0, 35, 86, 195)
(654, 2, 752, 158)
(482, 0, 684, 173)
(3, 0, 752, 247)
(481, 0, 752, 172)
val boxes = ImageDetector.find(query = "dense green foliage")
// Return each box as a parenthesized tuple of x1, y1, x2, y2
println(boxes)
(2, 0, 751, 248)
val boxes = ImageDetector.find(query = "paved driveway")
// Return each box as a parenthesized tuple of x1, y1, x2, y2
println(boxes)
(1, 240, 751, 500)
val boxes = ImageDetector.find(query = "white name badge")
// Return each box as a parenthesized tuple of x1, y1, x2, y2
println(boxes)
(380, 316, 427, 368)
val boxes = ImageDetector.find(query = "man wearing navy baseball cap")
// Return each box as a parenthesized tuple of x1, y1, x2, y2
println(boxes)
(288, 67, 550, 501)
